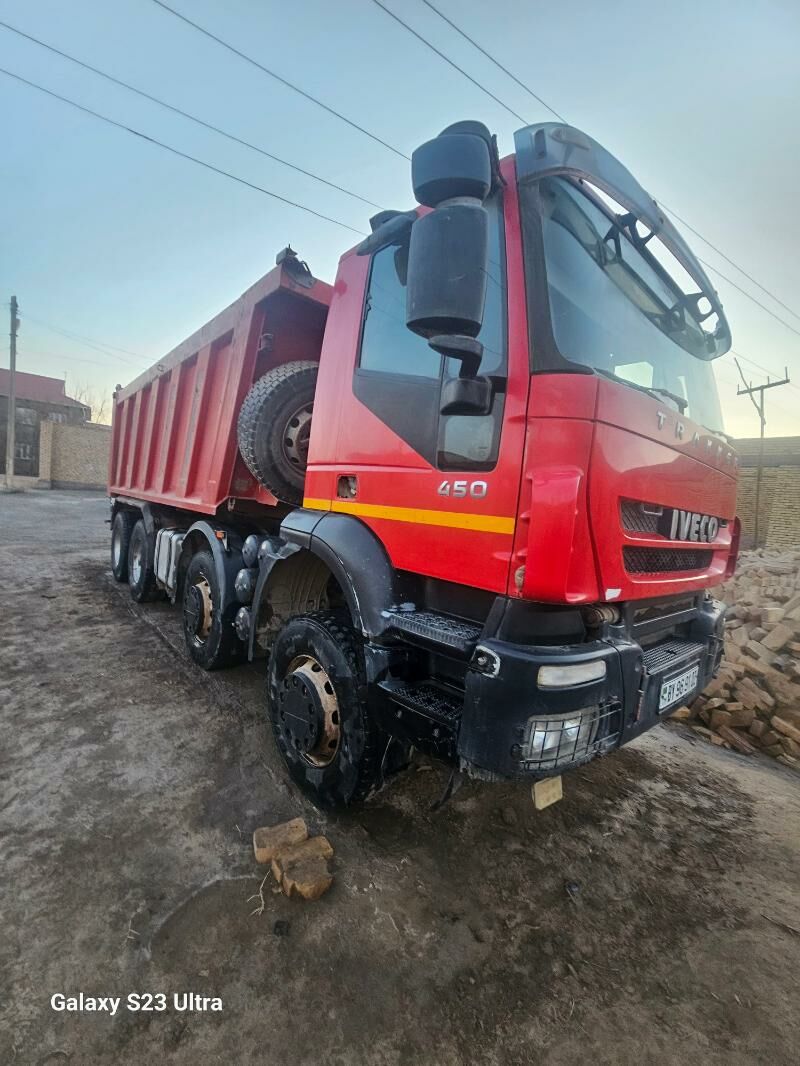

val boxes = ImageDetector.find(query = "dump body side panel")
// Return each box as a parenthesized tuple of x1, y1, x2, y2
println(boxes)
(109, 265, 332, 514)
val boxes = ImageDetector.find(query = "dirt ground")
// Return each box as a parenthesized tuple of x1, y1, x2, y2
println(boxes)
(1, 490, 799, 1065)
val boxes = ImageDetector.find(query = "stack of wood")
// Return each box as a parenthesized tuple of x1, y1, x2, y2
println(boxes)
(670, 548, 800, 770)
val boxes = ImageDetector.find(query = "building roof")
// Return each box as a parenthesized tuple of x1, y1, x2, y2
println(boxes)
(0, 369, 89, 409)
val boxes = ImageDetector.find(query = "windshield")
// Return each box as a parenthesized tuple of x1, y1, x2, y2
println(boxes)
(521, 176, 724, 433)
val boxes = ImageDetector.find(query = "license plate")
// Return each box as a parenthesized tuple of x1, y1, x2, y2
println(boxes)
(658, 664, 700, 711)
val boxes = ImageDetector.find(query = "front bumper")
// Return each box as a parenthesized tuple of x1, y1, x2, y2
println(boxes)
(458, 595, 725, 780)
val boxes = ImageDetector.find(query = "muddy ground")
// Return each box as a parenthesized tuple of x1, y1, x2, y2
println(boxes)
(1, 490, 799, 1065)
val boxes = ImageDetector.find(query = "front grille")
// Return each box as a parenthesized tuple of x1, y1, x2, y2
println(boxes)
(620, 499, 662, 533)
(643, 638, 705, 675)
(624, 546, 712, 574)
(621, 500, 727, 537)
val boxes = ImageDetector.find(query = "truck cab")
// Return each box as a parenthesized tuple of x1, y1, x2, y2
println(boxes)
(109, 121, 738, 806)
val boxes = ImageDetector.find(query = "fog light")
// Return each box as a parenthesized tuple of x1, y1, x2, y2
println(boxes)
(538, 661, 606, 688)
(524, 709, 599, 770)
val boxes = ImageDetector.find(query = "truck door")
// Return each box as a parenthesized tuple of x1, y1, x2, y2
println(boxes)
(306, 187, 528, 595)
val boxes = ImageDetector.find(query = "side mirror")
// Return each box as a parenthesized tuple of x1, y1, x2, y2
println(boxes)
(406, 203, 489, 347)
(440, 375, 493, 416)
(405, 122, 495, 381)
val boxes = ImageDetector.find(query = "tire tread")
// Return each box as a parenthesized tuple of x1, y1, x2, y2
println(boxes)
(237, 361, 318, 504)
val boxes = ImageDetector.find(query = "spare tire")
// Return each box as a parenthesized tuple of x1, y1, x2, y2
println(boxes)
(237, 361, 318, 505)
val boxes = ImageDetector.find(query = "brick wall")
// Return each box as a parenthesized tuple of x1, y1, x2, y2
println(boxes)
(766, 468, 800, 547)
(38, 421, 111, 490)
(735, 436, 800, 549)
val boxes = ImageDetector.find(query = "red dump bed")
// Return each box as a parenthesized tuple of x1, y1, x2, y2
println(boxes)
(109, 262, 331, 514)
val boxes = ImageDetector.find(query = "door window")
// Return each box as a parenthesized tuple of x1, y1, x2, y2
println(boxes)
(355, 195, 506, 469)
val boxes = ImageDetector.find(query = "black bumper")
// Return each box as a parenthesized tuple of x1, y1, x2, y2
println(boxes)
(458, 595, 726, 780)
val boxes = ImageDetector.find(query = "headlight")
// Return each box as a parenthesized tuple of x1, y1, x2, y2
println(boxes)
(523, 709, 599, 770)
(538, 660, 606, 688)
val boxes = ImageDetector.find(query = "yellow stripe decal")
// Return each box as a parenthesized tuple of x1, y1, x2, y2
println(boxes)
(303, 497, 515, 535)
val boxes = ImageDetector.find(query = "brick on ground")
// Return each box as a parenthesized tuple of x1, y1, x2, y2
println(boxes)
(271, 835, 334, 901)
(772, 716, 800, 745)
(762, 623, 797, 652)
(717, 725, 756, 755)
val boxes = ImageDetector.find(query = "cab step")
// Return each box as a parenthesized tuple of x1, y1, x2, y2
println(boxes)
(377, 678, 462, 757)
(385, 609, 482, 657)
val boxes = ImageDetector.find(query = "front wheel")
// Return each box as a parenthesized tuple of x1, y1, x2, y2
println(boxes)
(267, 611, 382, 807)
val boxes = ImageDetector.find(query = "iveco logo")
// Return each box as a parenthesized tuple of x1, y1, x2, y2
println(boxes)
(657, 411, 737, 466)
(667, 509, 719, 542)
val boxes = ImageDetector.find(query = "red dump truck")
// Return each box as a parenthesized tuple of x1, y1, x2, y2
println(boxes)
(109, 121, 739, 807)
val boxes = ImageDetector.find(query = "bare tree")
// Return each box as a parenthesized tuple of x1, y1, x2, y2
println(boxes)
(66, 380, 112, 425)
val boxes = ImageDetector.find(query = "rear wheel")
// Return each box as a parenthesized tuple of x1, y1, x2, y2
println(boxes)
(237, 360, 318, 505)
(111, 510, 135, 582)
(182, 549, 243, 670)
(267, 611, 382, 807)
(128, 519, 161, 603)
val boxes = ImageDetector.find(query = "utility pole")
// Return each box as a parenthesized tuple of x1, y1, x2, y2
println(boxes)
(4, 295, 19, 490)
(735, 358, 791, 549)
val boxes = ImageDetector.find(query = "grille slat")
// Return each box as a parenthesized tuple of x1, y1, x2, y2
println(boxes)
(643, 638, 705, 675)
(624, 546, 712, 574)
(620, 500, 662, 534)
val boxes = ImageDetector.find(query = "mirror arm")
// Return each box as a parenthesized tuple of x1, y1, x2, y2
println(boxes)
(428, 334, 483, 378)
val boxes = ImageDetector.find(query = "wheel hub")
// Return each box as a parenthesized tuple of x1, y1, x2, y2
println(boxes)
(130, 544, 143, 586)
(282, 403, 313, 471)
(276, 655, 341, 767)
(183, 578, 213, 642)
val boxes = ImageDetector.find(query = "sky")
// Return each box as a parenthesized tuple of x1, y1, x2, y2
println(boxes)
(1, 0, 799, 435)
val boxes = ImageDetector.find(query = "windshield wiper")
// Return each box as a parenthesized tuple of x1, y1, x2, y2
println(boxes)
(593, 368, 688, 413)
(647, 386, 688, 413)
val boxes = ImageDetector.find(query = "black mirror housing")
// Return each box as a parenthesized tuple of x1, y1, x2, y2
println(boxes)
(412, 133, 492, 207)
(406, 202, 488, 341)
(440, 375, 493, 416)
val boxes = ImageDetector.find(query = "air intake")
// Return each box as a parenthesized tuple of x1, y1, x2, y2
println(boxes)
(623, 547, 712, 574)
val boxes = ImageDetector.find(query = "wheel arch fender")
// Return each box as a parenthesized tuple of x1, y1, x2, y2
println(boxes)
(280, 509, 399, 639)
(177, 520, 244, 613)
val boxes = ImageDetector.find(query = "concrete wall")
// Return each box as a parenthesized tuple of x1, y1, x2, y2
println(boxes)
(38, 420, 110, 490)
(735, 436, 800, 549)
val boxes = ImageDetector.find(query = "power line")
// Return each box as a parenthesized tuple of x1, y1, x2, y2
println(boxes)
(8, 5, 798, 376)
(385, 0, 800, 348)
(419, 0, 567, 123)
(23, 314, 144, 361)
(17, 345, 146, 370)
(149, 0, 409, 161)
(660, 203, 800, 324)
(0, 18, 383, 211)
(0, 67, 367, 236)
(730, 348, 800, 395)
(149, 0, 800, 346)
(369, 0, 528, 124)
(696, 256, 800, 340)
